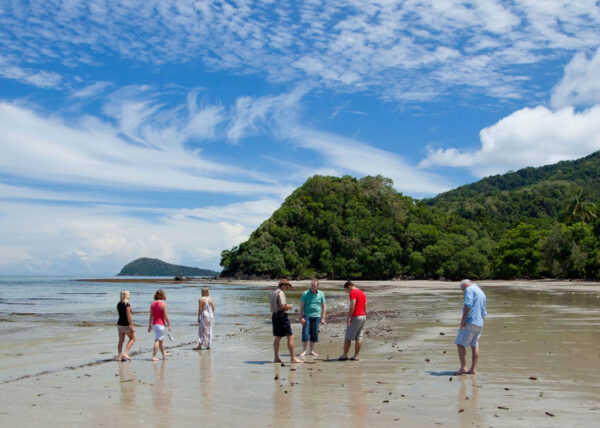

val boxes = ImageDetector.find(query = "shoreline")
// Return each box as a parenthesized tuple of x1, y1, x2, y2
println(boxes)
(78, 277, 600, 291)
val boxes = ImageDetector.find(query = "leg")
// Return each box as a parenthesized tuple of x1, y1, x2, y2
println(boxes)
(117, 331, 126, 361)
(309, 317, 319, 356)
(287, 335, 303, 363)
(152, 340, 160, 361)
(339, 339, 351, 360)
(455, 344, 468, 375)
(273, 336, 282, 363)
(468, 346, 479, 374)
(159, 340, 170, 358)
(352, 340, 362, 360)
(193, 320, 202, 350)
(300, 320, 309, 356)
(123, 330, 135, 359)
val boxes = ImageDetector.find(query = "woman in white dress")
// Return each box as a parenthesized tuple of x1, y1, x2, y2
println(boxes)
(194, 287, 215, 350)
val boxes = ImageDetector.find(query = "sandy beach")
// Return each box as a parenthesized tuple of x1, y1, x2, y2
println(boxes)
(1, 279, 599, 427)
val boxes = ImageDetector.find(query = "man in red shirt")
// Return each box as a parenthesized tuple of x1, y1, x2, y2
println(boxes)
(338, 281, 367, 361)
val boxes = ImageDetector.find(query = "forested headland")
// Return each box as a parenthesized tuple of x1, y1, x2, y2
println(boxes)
(220, 151, 600, 280)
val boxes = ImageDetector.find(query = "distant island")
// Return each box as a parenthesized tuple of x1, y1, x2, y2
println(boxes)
(117, 257, 220, 277)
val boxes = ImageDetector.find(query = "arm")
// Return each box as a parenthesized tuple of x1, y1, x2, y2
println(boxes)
(299, 301, 306, 325)
(279, 291, 292, 312)
(126, 305, 135, 333)
(162, 302, 172, 331)
(320, 302, 326, 325)
(210, 297, 215, 313)
(197, 299, 202, 320)
(347, 299, 356, 326)
(460, 305, 470, 329)
(147, 305, 153, 332)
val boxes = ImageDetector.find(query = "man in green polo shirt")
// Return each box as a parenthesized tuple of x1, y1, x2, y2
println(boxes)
(299, 279, 326, 357)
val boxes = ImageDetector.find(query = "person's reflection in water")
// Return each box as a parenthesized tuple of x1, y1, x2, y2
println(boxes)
(457, 375, 482, 427)
(272, 364, 295, 425)
(343, 362, 368, 428)
(199, 351, 215, 418)
(151, 360, 173, 423)
(118, 362, 137, 408)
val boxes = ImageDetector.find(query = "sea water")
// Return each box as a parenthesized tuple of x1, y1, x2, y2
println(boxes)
(0, 276, 273, 382)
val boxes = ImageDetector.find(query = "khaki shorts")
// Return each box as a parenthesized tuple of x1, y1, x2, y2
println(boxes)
(345, 316, 366, 341)
(118, 325, 132, 334)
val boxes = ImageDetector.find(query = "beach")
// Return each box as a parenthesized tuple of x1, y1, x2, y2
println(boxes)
(1, 278, 599, 427)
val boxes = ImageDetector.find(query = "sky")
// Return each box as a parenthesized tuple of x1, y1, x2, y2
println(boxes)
(1, 1, 600, 275)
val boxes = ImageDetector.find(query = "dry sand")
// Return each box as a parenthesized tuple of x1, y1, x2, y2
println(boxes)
(1, 279, 599, 427)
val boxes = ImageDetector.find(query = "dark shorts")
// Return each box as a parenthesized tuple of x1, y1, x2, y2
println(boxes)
(272, 312, 293, 337)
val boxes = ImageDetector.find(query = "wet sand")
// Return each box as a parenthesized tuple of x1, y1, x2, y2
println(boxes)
(1, 279, 599, 427)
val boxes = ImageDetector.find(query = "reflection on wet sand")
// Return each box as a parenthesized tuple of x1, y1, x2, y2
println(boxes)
(457, 375, 481, 427)
(343, 362, 367, 427)
(118, 363, 137, 408)
(151, 360, 173, 424)
(272, 364, 295, 425)
(199, 351, 215, 418)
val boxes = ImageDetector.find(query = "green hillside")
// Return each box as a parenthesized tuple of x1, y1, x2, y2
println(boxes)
(220, 152, 600, 280)
(426, 151, 600, 229)
(118, 257, 218, 277)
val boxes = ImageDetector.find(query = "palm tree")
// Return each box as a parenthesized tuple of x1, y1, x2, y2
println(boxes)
(564, 188, 597, 233)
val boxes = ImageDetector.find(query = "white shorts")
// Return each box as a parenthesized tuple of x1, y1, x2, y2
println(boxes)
(153, 324, 165, 341)
(455, 323, 482, 348)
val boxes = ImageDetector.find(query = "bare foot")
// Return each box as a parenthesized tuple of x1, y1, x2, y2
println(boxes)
(467, 370, 476, 375)
(310, 351, 318, 356)
(122, 354, 131, 361)
(290, 358, 303, 363)
(454, 369, 468, 375)
(274, 358, 282, 363)
(349, 356, 359, 361)
(192, 346, 201, 350)
(299, 351, 307, 357)
(152, 357, 160, 361)
(338, 355, 349, 361)
(163, 352, 171, 358)
(117, 355, 122, 362)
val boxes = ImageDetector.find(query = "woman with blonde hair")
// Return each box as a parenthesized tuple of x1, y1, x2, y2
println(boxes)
(147, 289, 172, 361)
(194, 287, 215, 350)
(117, 290, 135, 361)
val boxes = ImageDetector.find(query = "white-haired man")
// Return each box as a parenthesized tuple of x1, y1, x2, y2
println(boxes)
(455, 279, 487, 375)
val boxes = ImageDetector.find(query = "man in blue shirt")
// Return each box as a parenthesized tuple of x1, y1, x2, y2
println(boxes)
(299, 279, 326, 357)
(455, 279, 487, 375)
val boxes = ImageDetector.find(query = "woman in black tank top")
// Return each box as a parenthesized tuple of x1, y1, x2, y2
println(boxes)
(117, 290, 136, 361)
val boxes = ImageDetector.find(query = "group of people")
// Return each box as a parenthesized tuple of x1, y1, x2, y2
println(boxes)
(116, 287, 215, 362)
(116, 278, 487, 376)
(269, 277, 487, 376)
(269, 278, 368, 363)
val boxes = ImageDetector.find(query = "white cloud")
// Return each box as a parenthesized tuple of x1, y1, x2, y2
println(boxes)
(551, 47, 600, 109)
(290, 127, 450, 196)
(0, 101, 286, 195)
(0, 55, 62, 88)
(420, 105, 600, 177)
(225, 88, 451, 195)
(0, 196, 280, 275)
(70, 81, 112, 98)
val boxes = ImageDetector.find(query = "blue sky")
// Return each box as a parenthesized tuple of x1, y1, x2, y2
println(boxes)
(2, 1, 600, 275)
